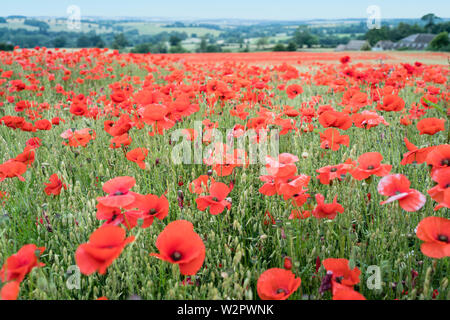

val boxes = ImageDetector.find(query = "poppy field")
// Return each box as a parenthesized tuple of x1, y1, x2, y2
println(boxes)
(0, 48, 449, 301)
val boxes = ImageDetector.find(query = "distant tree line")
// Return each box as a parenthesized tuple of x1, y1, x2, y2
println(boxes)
(363, 14, 450, 51)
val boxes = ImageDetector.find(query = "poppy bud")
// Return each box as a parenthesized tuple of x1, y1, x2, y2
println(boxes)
(315, 256, 321, 273)
(177, 196, 184, 209)
(155, 158, 160, 165)
(283, 256, 292, 270)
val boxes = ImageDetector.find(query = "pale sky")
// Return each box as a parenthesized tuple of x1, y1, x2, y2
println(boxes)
(1, 0, 449, 20)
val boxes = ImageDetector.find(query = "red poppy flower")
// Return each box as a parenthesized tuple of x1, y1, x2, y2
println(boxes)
(34, 119, 52, 131)
(316, 161, 354, 185)
(256, 268, 301, 300)
(312, 194, 344, 220)
(150, 220, 205, 275)
(318, 110, 352, 130)
(401, 137, 435, 165)
(142, 103, 174, 135)
(75, 225, 135, 275)
(351, 152, 392, 180)
(333, 287, 366, 300)
(0, 244, 45, 282)
(416, 216, 450, 259)
(265, 153, 299, 178)
(319, 128, 349, 151)
(26, 137, 41, 149)
(126, 148, 148, 169)
(377, 94, 405, 112)
(416, 118, 446, 135)
(212, 161, 238, 177)
(126, 193, 169, 228)
(109, 133, 132, 149)
(96, 202, 127, 227)
(189, 175, 214, 194)
(0, 281, 20, 300)
(377, 174, 426, 212)
(259, 175, 278, 196)
(0, 161, 27, 182)
(427, 167, 450, 210)
(286, 84, 303, 99)
(13, 146, 35, 167)
(196, 182, 231, 215)
(277, 174, 310, 200)
(44, 174, 67, 196)
(340, 56, 351, 64)
(352, 110, 389, 129)
(289, 210, 311, 220)
(426, 145, 450, 173)
(96, 176, 137, 208)
(322, 258, 360, 294)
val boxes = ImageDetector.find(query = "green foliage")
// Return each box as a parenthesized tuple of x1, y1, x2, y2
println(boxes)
(169, 35, 181, 47)
(0, 42, 14, 51)
(428, 32, 450, 51)
(112, 33, 129, 50)
(53, 37, 67, 48)
(131, 42, 168, 54)
(421, 13, 441, 32)
(286, 42, 297, 51)
(169, 44, 189, 53)
(292, 27, 318, 48)
(272, 43, 287, 51)
(24, 19, 50, 31)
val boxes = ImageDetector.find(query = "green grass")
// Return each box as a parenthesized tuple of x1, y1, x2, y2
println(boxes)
(0, 51, 448, 300)
(117, 22, 221, 37)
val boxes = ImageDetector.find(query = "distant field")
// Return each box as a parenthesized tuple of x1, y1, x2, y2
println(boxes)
(152, 51, 450, 65)
(1, 20, 113, 34)
(117, 22, 222, 37)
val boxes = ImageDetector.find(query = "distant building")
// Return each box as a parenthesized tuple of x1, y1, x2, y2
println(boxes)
(394, 33, 436, 50)
(335, 40, 369, 51)
(372, 40, 395, 51)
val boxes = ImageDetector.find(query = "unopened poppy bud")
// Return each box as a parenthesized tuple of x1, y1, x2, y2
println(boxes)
(283, 256, 292, 270)
(155, 158, 160, 165)
(177, 190, 184, 199)
(301, 151, 309, 159)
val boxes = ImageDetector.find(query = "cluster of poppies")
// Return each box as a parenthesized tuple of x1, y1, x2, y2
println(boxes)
(74, 176, 206, 277)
